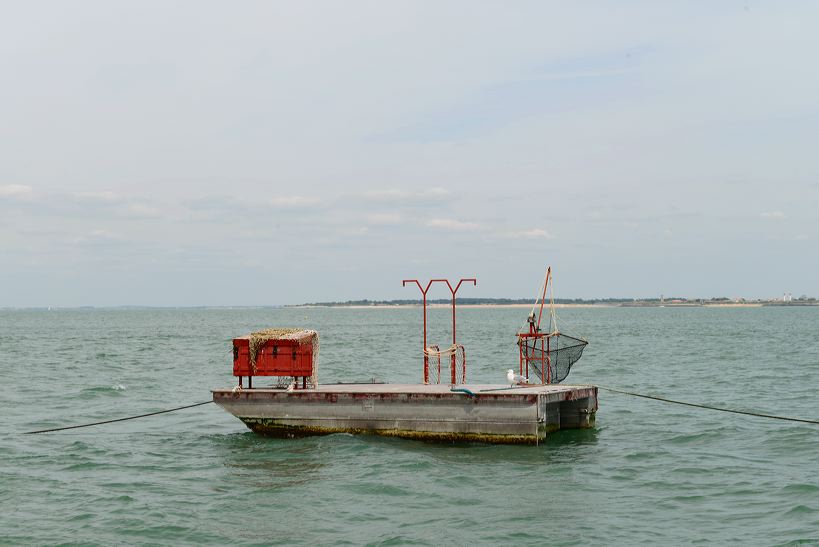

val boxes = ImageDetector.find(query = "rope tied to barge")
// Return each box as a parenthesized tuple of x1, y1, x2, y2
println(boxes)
(23, 401, 214, 434)
(21, 385, 819, 435)
(598, 386, 819, 425)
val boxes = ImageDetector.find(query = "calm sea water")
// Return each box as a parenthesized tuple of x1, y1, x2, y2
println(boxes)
(2, 306, 818, 545)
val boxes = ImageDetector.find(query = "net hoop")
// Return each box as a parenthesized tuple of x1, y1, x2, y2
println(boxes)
(424, 344, 467, 384)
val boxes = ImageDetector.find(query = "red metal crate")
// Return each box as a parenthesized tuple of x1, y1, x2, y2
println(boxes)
(232, 330, 317, 379)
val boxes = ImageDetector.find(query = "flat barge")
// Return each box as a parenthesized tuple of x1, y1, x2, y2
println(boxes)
(213, 383, 597, 444)
(212, 269, 597, 444)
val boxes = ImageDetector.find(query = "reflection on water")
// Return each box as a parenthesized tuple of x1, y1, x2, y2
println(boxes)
(214, 433, 329, 489)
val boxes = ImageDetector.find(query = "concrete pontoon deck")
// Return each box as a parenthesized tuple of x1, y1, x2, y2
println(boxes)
(213, 383, 598, 444)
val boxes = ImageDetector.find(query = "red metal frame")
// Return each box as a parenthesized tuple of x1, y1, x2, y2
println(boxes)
(518, 267, 554, 385)
(402, 279, 435, 383)
(518, 330, 553, 384)
(402, 277, 476, 384)
(441, 278, 476, 383)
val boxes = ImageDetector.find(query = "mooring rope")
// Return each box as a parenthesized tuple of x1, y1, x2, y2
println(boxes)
(23, 401, 214, 434)
(598, 386, 819, 425)
(23, 386, 819, 434)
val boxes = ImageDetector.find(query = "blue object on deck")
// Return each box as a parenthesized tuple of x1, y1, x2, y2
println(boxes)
(450, 387, 477, 398)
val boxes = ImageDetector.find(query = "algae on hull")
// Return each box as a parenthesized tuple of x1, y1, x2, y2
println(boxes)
(240, 413, 596, 445)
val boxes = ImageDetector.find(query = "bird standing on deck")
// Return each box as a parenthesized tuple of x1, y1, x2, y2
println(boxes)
(507, 369, 527, 386)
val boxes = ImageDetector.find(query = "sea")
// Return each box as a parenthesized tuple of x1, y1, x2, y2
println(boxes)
(1, 306, 818, 545)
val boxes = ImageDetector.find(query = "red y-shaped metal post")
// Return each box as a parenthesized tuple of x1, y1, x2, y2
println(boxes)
(402, 279, 435, 384)
(441, 278, 477, 383)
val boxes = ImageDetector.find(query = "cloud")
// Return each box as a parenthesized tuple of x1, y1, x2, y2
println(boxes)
(180, 194, 330, 226)
(362, 187, 450, 205)
(347, 226, 369, 236)
(72, 229, 125, 247)
(504, 228, 554, 239)
(761, 210, 785, 219)
(185, 196, 241, 212)
(427, 218, 479, 231)
(0, 184, 33, 198)
(72, 191, 119, 203)
(64, 191, 163, 220)
(125, 203, 161, 218)
(366, 212, 404, 225)
(269, 195, 320, 208)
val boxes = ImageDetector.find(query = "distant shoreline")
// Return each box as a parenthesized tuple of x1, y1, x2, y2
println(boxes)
(292, 302, 817, 309)
(295, 303, 605, 309)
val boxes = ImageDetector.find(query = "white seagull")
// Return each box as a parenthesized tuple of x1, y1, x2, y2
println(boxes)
(507, 369, 528, 386)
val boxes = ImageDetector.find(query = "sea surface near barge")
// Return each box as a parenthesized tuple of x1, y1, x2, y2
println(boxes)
(213, 383, 598, 444)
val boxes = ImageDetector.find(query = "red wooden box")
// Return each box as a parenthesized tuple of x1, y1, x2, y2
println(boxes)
(232, 330, 317, 378)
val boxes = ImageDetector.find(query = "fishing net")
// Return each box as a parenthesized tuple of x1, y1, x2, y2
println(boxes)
(424, 344, 466, 384)
(249, 328, 301, 370)
(518, 333, 587, 384)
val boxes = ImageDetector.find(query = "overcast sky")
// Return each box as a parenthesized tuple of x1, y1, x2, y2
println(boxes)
(1, 1, 818, 306)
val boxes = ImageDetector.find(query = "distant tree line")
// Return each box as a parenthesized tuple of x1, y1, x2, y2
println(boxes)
(295, 295, 816, 307)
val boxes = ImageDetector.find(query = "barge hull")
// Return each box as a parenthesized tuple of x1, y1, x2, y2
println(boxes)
(213, 384, 597, 445)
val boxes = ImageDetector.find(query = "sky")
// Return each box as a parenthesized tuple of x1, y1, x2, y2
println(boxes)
(1, 1, 818, 307)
